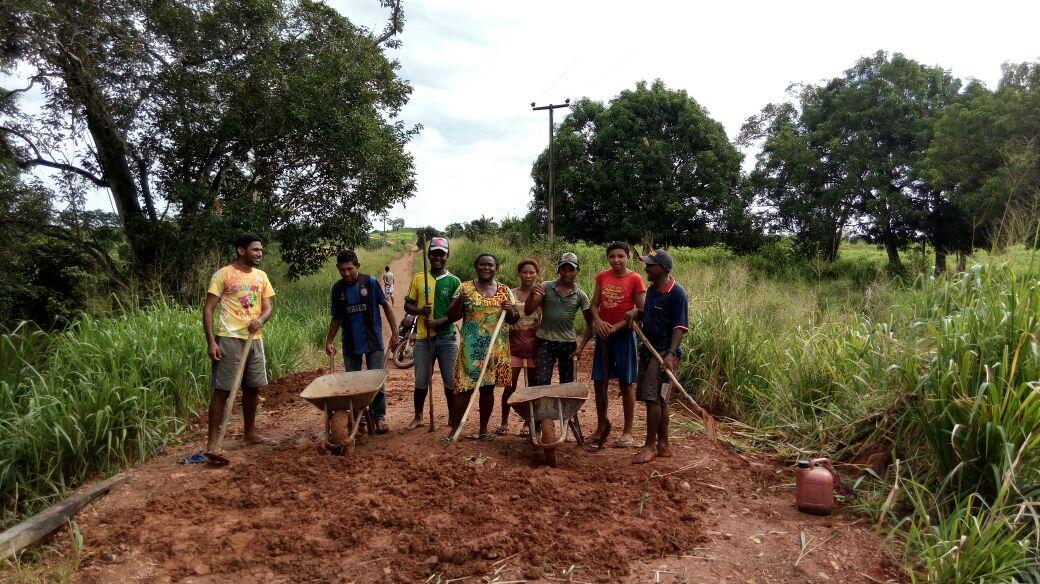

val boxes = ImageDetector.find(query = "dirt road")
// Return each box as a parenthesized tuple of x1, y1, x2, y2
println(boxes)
(71, 252, 901, 583)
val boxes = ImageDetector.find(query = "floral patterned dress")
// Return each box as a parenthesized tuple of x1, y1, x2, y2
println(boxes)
(453, 280, 514, 393)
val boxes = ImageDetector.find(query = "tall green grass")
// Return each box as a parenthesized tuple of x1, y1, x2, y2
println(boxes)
(0, 244, 410, 529)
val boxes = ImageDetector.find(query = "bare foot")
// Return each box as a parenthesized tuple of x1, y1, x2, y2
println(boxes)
(242, 434, 275, 445)
(633, 447, 656, 464)
(405, 417, 424, 430)
(610, 434, 636, 448)
(657, 443, 672, 458)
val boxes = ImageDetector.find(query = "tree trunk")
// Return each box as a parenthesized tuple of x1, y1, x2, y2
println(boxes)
(934, 248, 947, 274)
(957, 252, 968, 272)
(884, 238, 901, 266)
(54, 41, 154, 269)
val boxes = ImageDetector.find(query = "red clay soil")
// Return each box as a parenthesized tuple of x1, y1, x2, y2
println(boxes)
(68, 252, 903, 583)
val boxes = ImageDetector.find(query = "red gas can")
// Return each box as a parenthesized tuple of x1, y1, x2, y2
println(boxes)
(795, 458, 835, 515)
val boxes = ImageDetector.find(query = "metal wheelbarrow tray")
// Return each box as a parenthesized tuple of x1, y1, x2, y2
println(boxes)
(300, 368, 389, 449)
(507, 382, 589, 467)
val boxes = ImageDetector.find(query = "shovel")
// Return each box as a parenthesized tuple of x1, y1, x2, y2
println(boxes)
(446, 309, 509, 445)
(204, 332, 255, 466)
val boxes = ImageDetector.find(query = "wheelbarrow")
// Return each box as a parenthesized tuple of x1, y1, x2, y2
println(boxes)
(507, 382, 589, 467)
(299, 359, 388, 454)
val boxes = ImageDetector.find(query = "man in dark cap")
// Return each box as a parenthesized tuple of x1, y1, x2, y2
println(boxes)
(625, 249, 688, 464)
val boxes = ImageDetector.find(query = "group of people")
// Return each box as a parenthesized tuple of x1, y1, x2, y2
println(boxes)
(202, 233, 688, 464)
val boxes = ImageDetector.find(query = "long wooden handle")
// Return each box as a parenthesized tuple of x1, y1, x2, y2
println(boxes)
(422, 238, 436, 432)
(447, 310, 509, 444)
(214, 332, 255, 451)
(632, 324, 717, 441)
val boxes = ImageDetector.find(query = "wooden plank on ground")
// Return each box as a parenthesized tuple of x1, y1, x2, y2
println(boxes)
(0, 473, 131, 559)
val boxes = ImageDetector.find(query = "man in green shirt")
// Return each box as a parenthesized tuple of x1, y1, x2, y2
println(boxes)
(525, 252, 595, 386)
(404, 237, 463, 430)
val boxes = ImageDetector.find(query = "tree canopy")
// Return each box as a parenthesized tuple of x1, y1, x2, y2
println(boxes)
(529, 80, 747, 248)
(2, 0, 416, 282)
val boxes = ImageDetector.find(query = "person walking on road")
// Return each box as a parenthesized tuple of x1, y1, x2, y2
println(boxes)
(324, 250, 399, 434)
(382, 265, 395, 306)
(203, 233, 276, 452)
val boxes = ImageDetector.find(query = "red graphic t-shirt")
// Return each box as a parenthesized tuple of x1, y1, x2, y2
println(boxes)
(594, 270, 646, 324)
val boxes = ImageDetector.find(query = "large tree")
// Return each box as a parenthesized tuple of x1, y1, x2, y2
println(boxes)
(742, 52, 962, 265)
(2, 0, 416, 281)
(529, 80, 746, 248)
(924, 62, 1040, 254)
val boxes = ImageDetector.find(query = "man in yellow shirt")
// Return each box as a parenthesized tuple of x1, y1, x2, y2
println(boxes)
(203, 233, 276, 452)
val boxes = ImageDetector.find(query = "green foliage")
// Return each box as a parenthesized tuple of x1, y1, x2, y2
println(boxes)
(741, 52, 963, 265)
(530, 80, 748, 248)
(3, 0, 415, 280)
(925, 62, 1040, 251)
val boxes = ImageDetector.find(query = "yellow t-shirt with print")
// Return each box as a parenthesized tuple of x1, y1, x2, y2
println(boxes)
(207, 265, 276, 339)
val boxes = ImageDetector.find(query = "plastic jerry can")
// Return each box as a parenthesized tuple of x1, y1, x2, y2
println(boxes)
(795, 458, 835, 515)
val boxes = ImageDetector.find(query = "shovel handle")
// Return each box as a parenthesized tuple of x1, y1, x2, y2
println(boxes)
(447, 308, 509, 444)
(632, 324, 717, 440)
(214, 332, 255, 451)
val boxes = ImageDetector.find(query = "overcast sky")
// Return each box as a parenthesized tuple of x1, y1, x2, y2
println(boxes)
(16, 0, 1040, 230)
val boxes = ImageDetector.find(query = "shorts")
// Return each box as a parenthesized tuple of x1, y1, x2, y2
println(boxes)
(591, 330, 638, 384)
(384, 284, 394, 296)
(636, 353, 672, 404)
(510, 355, 536, 368)
(211, 336, 268, 391)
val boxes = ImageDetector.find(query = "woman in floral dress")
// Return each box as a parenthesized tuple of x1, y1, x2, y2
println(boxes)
(444, 253, 519, 441)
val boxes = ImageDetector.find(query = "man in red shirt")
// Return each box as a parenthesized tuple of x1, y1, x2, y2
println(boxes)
(584, 241, 646, 448)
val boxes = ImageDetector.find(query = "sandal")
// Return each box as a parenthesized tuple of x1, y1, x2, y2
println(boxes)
(494, 425, 508, 436)
(519, 423, 531, 438)
(479, 432, 496, 442)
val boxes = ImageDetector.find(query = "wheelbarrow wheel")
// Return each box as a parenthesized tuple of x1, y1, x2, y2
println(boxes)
(540, 418, 558, 467)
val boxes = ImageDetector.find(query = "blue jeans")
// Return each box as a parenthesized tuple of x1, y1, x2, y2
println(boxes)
(344, 349, 386, 420)
(413, 333, 458, 412)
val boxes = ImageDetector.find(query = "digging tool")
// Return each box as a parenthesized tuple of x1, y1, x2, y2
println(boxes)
(205, 331, 255, 466)
(422, 236, 435, 432)
(632, 323, 717, 441)
(446, 309, 509, 445)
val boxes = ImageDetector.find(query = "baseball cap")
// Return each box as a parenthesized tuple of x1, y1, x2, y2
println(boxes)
(557, 252, 579, 268)
(428, 237, 449, 253)
(640, 249, 673, 270)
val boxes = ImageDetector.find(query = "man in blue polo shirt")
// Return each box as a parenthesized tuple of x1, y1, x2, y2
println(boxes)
(324, 249, 399, 433)
(624, 249, 688, 464)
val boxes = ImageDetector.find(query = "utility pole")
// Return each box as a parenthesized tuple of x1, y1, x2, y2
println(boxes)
(532, 99, 569, 241)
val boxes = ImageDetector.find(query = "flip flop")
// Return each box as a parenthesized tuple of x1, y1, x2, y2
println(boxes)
(494, 425, 509, 436)
(479, 432, 496, 442)
(177, 452, 208, 465)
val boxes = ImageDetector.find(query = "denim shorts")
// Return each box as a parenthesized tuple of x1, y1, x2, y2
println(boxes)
(591, 330, 638, 384)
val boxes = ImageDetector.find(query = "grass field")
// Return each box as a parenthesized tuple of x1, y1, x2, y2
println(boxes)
(0, 241, 411, 531)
